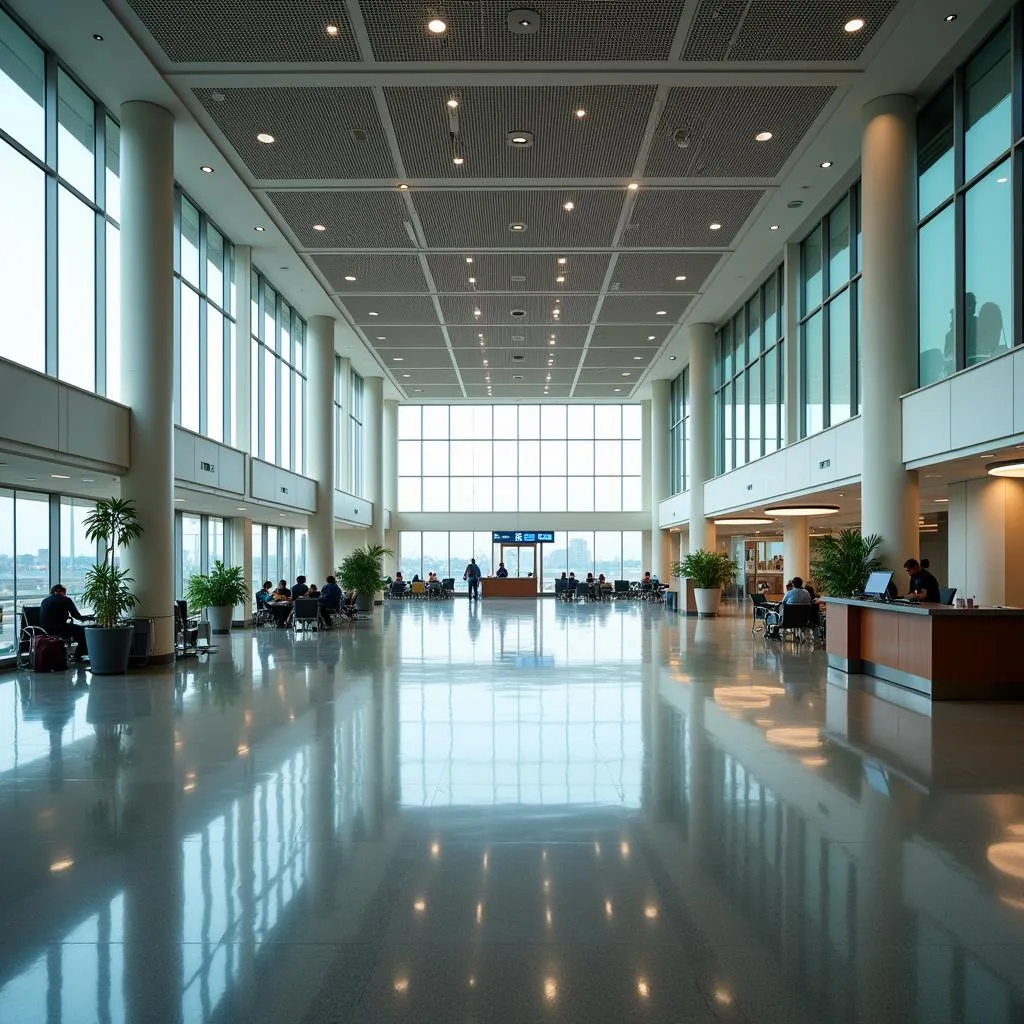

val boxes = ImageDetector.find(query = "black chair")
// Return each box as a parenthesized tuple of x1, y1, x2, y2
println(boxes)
(938, 587, 957, 606)
(764, 602, 814, 643)
(253, 597, 274, 628)
(613, 580, 630, 600)
(563, 579, 578, 602)
(17, 605, 82, 669)
(554, 578, 566, 599)
(291, 598, 321, 632)
(175, 600, 201, 656)
(749, 593, 771, 633)
(441, 578, 456, 599)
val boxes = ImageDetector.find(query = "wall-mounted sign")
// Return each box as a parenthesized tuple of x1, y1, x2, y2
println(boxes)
(492, 531, 554, 544)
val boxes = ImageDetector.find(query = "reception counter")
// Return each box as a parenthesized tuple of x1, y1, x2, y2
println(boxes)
(825, 597, 1024, 700)
(481, 577, 537, 599)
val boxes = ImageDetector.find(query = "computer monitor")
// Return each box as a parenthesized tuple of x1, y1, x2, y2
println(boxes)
(863, 570, 894, 599)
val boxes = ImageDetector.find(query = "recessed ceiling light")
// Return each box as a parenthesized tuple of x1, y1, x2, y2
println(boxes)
(50, 473, 70, 479)
(174, 498, 184, 503)
(647, 335, 656, 340)
(709, 222, 722, 230)
(622, 372, 631, 377)
(614, 388, 622, 392)
(656, 310, 667, 315)
(844, 17, 865, 32)
(674, 275, 687, 281)
(508, 131, 534, 146)
(575, 109, 587, 118)
(376, 335, 386, 340)
(755, 131, 773, 142)
(509, 222, 527, 232)
(200, 165, 214, 174)
(393, 356, 404, 361)
(473, 308, 482, 317)
(820, 160, 833, 169)
(447, 98, 459, 109)
(255, 225, 265, 232)
(549, 339, 555, 345)
(556, 275, 565, 283)
(934, 497, 949, 502)
(468, 276, 476, 283)
(368, 311, 379, 316)
(398, 182, 410, 190)
(944, 13, 957, 22)
(326, 24, 339, 36)
(769, 224, 780, 231)
(668, 355, 677, 360)
(633, 356, 643, 360)
(563, 201, 575, 211)
(92, 33, 103, 41)
(427, 18, 447, 34)
(256, 132, 275, 144)
(465, 257, 474, 264)
(413, 388, 422, 392)
(557, 257, 566, 265)
(627, 182, 639, 190)
(313, 223, 326, 231)
(453, 155, 464, 165)
(344, 275, 356, 281)
(402, 373, 412, 378)
(237, 506, 247, 511)
(81, 477, 94, 482)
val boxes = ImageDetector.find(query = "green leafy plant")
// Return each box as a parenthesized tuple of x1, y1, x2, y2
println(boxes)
(184, 561, 249, 611)
(337, 544, 394, 598)
(810, 529, 884, 598)
(81, 498, 144, 628)
(672, 550, 739, 590)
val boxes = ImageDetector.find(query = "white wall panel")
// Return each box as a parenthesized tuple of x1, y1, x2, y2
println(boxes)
(219, 448, 245, 494)
(174, 429, 196, 482)
(902, 381, 951, 462)
(194, 438, 221, 489)
(835, 418, 863, 479)
(251, 459, 277, 503)
(335, 489, 373, 526)
(658, 492, 690, 528)
(949, 357, 1014, 449)
(808, 430, 838, 486)
(295, 475, 316, 511)
(64, 389, 130, 466)
(1016, 352, 1024, 436)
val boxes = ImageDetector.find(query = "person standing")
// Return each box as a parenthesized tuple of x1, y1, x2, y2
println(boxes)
(464, 558, 481, 601)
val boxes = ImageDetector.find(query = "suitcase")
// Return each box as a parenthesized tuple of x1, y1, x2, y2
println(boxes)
(32, 635, 68, 672)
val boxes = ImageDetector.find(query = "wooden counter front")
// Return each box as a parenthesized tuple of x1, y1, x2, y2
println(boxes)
(825, 598, 1024, 700)
(481, 577, 537, 599)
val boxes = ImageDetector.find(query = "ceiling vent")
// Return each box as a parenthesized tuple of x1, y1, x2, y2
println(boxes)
(507, 9, 541, 34)
(671, 128, 691, 149)
(512, 354, 525, 361)
(349, 128, 369, 142)
(512, 335, 525, 341)
(510, 274, 527, 283)
(510, 308, 527, 318)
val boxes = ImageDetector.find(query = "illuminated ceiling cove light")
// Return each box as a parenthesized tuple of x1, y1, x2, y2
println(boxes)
(844, 17, 866, 32)
(987, 460, 1024, 478)
(763, 503, 840, 516)
(427, 18, 447, 34)
(714, 517, 774, 526)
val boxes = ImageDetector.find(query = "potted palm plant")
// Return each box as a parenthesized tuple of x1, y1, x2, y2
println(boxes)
(672, 550, 738, 617)
(82, 497, 144, 675)
(338, 544, 393, 612)
(184, 560, 249, 634)
(810, 529, 884, 598)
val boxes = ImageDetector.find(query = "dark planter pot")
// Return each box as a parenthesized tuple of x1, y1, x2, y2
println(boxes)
(356, 591, 375, 612)
(84, 625, 134, 675)
(208, 606, 233, 634)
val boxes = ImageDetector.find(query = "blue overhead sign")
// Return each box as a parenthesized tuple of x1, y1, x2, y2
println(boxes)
(492, 531, 554, 544)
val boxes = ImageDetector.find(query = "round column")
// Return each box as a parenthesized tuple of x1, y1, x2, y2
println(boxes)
(306, 315, 336, 579)
(119, 101, 175, 661)
(650, 380, 672, 578)
(783, 518, 810, 582)
(860, 95, 920, 564)
(364, 377, 385, 549)
(687, 323, 717, 554)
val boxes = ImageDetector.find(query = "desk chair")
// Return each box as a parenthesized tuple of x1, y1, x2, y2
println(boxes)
(175, 600, 202, 656)
(749, 593, 771, 633)
(764, 602, 814, 644)
(441, 578, 455, 599)
(291, 598, 320, 632)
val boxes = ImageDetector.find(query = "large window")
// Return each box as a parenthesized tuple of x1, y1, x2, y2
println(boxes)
(398, 530, 643, 594)
(715, 266, 785, 472)
(669, 370, 689, 494)
(918, 21, 1017, 386)
(334, 356, 345, 487)
(349, 370, 364, 496)
(250, 270, 306, 472)
(398, 405, 643, 513)
(799, 188, 860, 438)
(250, 523, 307, 599)
(174, 512, 227, 597)
(0, 9, 119, 395)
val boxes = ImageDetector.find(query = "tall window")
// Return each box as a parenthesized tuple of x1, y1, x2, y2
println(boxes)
(174, 512, 228, 596)
(918, 21, 1015, 386)
(250, 524, 307, 597)
(0, 9, 119, 396)
(334, 356, 344, 487)
(349, 370, 364, 496)
(174, 192, 236, 443)
(250, 270, 307, 472)
(715, 266, 785, 473)
(398, 405, 643, 513)
(669, 370, 690, 494)
(799, 188, 860, 438)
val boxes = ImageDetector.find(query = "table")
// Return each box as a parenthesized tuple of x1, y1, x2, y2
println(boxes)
(825, 598, 1024, 700)
(268, 600, 292, 627)
(481, 578, 536, 598)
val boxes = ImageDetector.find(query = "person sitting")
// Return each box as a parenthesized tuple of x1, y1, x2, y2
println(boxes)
(390, 572, 407, 596)
(560, 572, 567, 580)
(271, 580, 291, 601)
(495, 562, 509, 578)
(586, 572, 595, 583)
(568, 572, 576, 581)
(804, 582, 817, 601)
(903, 558, 940, 603)
(306, 584, 319, 599)
(292, 575, 309, 599)
(782, 576, 812, 605)
(427, 571, 438, 583)
(255, 581, 273, 608)
(598, 573, 611, 590)
(412, 574, 421, 583)
(39, 584, 93, 661)
(317, 575, 343, 625)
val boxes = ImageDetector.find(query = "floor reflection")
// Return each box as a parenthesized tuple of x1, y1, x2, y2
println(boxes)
(0, 599, 1022, 1023)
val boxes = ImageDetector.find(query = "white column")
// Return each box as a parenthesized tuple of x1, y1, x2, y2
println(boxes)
(365, 376, 385, 549)
(119, 101, 175, 661)
(782, 242, 801, 447)
(650, 382, 672, 578)
(233, 246, 252, 453)
(860, 95, 920, 565)
(947, 476, 1024, 606)
(783, 518, 809, 583)
(687, 323, 717, 554)
(230, 517, 252, 624)
(383, 399, 399, 575)
(306, 315, 336, 580)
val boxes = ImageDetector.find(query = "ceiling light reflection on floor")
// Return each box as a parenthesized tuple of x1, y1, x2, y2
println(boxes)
(765, 726, 822, 749)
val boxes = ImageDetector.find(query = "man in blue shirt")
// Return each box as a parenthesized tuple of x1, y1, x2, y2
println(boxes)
(464, 558, 481, 600)
(781, 577, 812, 605)
(495, 562, 509, 578)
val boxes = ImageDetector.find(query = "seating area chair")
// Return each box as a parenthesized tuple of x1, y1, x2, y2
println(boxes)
(938, 587, 957, 606)
(290, 597, 320, 632)
(764, 602, 814, 644)
(749, 592, 771, 633)
(16, 606, 79, 669)
(175, 600, 201, 656)
(253, 599, 274, 628)
(410, 580, 427, 599)
(441, 578, 455, 599)
(613, 580, 630, 600)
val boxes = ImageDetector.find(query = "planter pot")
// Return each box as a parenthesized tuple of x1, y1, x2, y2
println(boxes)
(693, 588, 723, 618)
(84, 625, 134, 675)
(208, 605, 233, 634)
(355, 591, 374, 612)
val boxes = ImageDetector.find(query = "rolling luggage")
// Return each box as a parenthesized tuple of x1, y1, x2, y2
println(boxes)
(32, 635, 67, 672)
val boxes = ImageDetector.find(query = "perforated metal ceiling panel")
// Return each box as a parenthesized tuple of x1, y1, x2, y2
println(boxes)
(340, 295, 440, 325)
(572, 384, 634, 398)
(453, 347, 580, 371)
(359, 326, 447, 349)
(464, 385, 571, 398)
(438, 294, 597, 325)
(125, 1, 362, 62)
(194, 88, 393, 180)
(447, 326, 589, 349)
(462, 368, 575, 386)
(598, 295, 693, 324)
(413, 189, 626, 248)
(645, 87, 835, 178)
(312, 254, 428, 293)
(682, 0, 901, 62)
(403, 384, 467, 399)
(360, 1, 688, 62)
(266, 191, 414, 249)
(375, 346, 454, 369)
(623, 189, 764, 247)
(427, 253, 610, 293)
(590, 326, 671, 347)
(386, 85, 657, 179)
(393, 368, 461, 386)
(610, 252, 721, 293)
(577, 366, 646, 385)
(583, 347, 661, 368)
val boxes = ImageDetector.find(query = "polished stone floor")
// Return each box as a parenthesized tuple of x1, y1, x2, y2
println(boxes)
(1, 598, 1023, 1023)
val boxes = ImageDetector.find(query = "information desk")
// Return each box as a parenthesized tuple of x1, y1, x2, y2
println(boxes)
(481, 577, 537, 599)
(825, 597, 1024, 700)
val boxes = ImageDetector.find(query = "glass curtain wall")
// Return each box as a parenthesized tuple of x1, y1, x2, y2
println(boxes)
(669, 369, 690, 494)
(174, 191, 236, 443)
(173, 512, 227, 597)
(399, 530, 643, 593)
(798, 187, 861, 439)
(249, 524, 309, 600)
(398, 405, 643, 513)
(349, 370, 364, 496)
(0, 8, 120, 396)
(918, 20, 1016, 386)
(715, 266, 785, 473)
(250, 270, 307, 472)
(334, 355, 345, 487)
